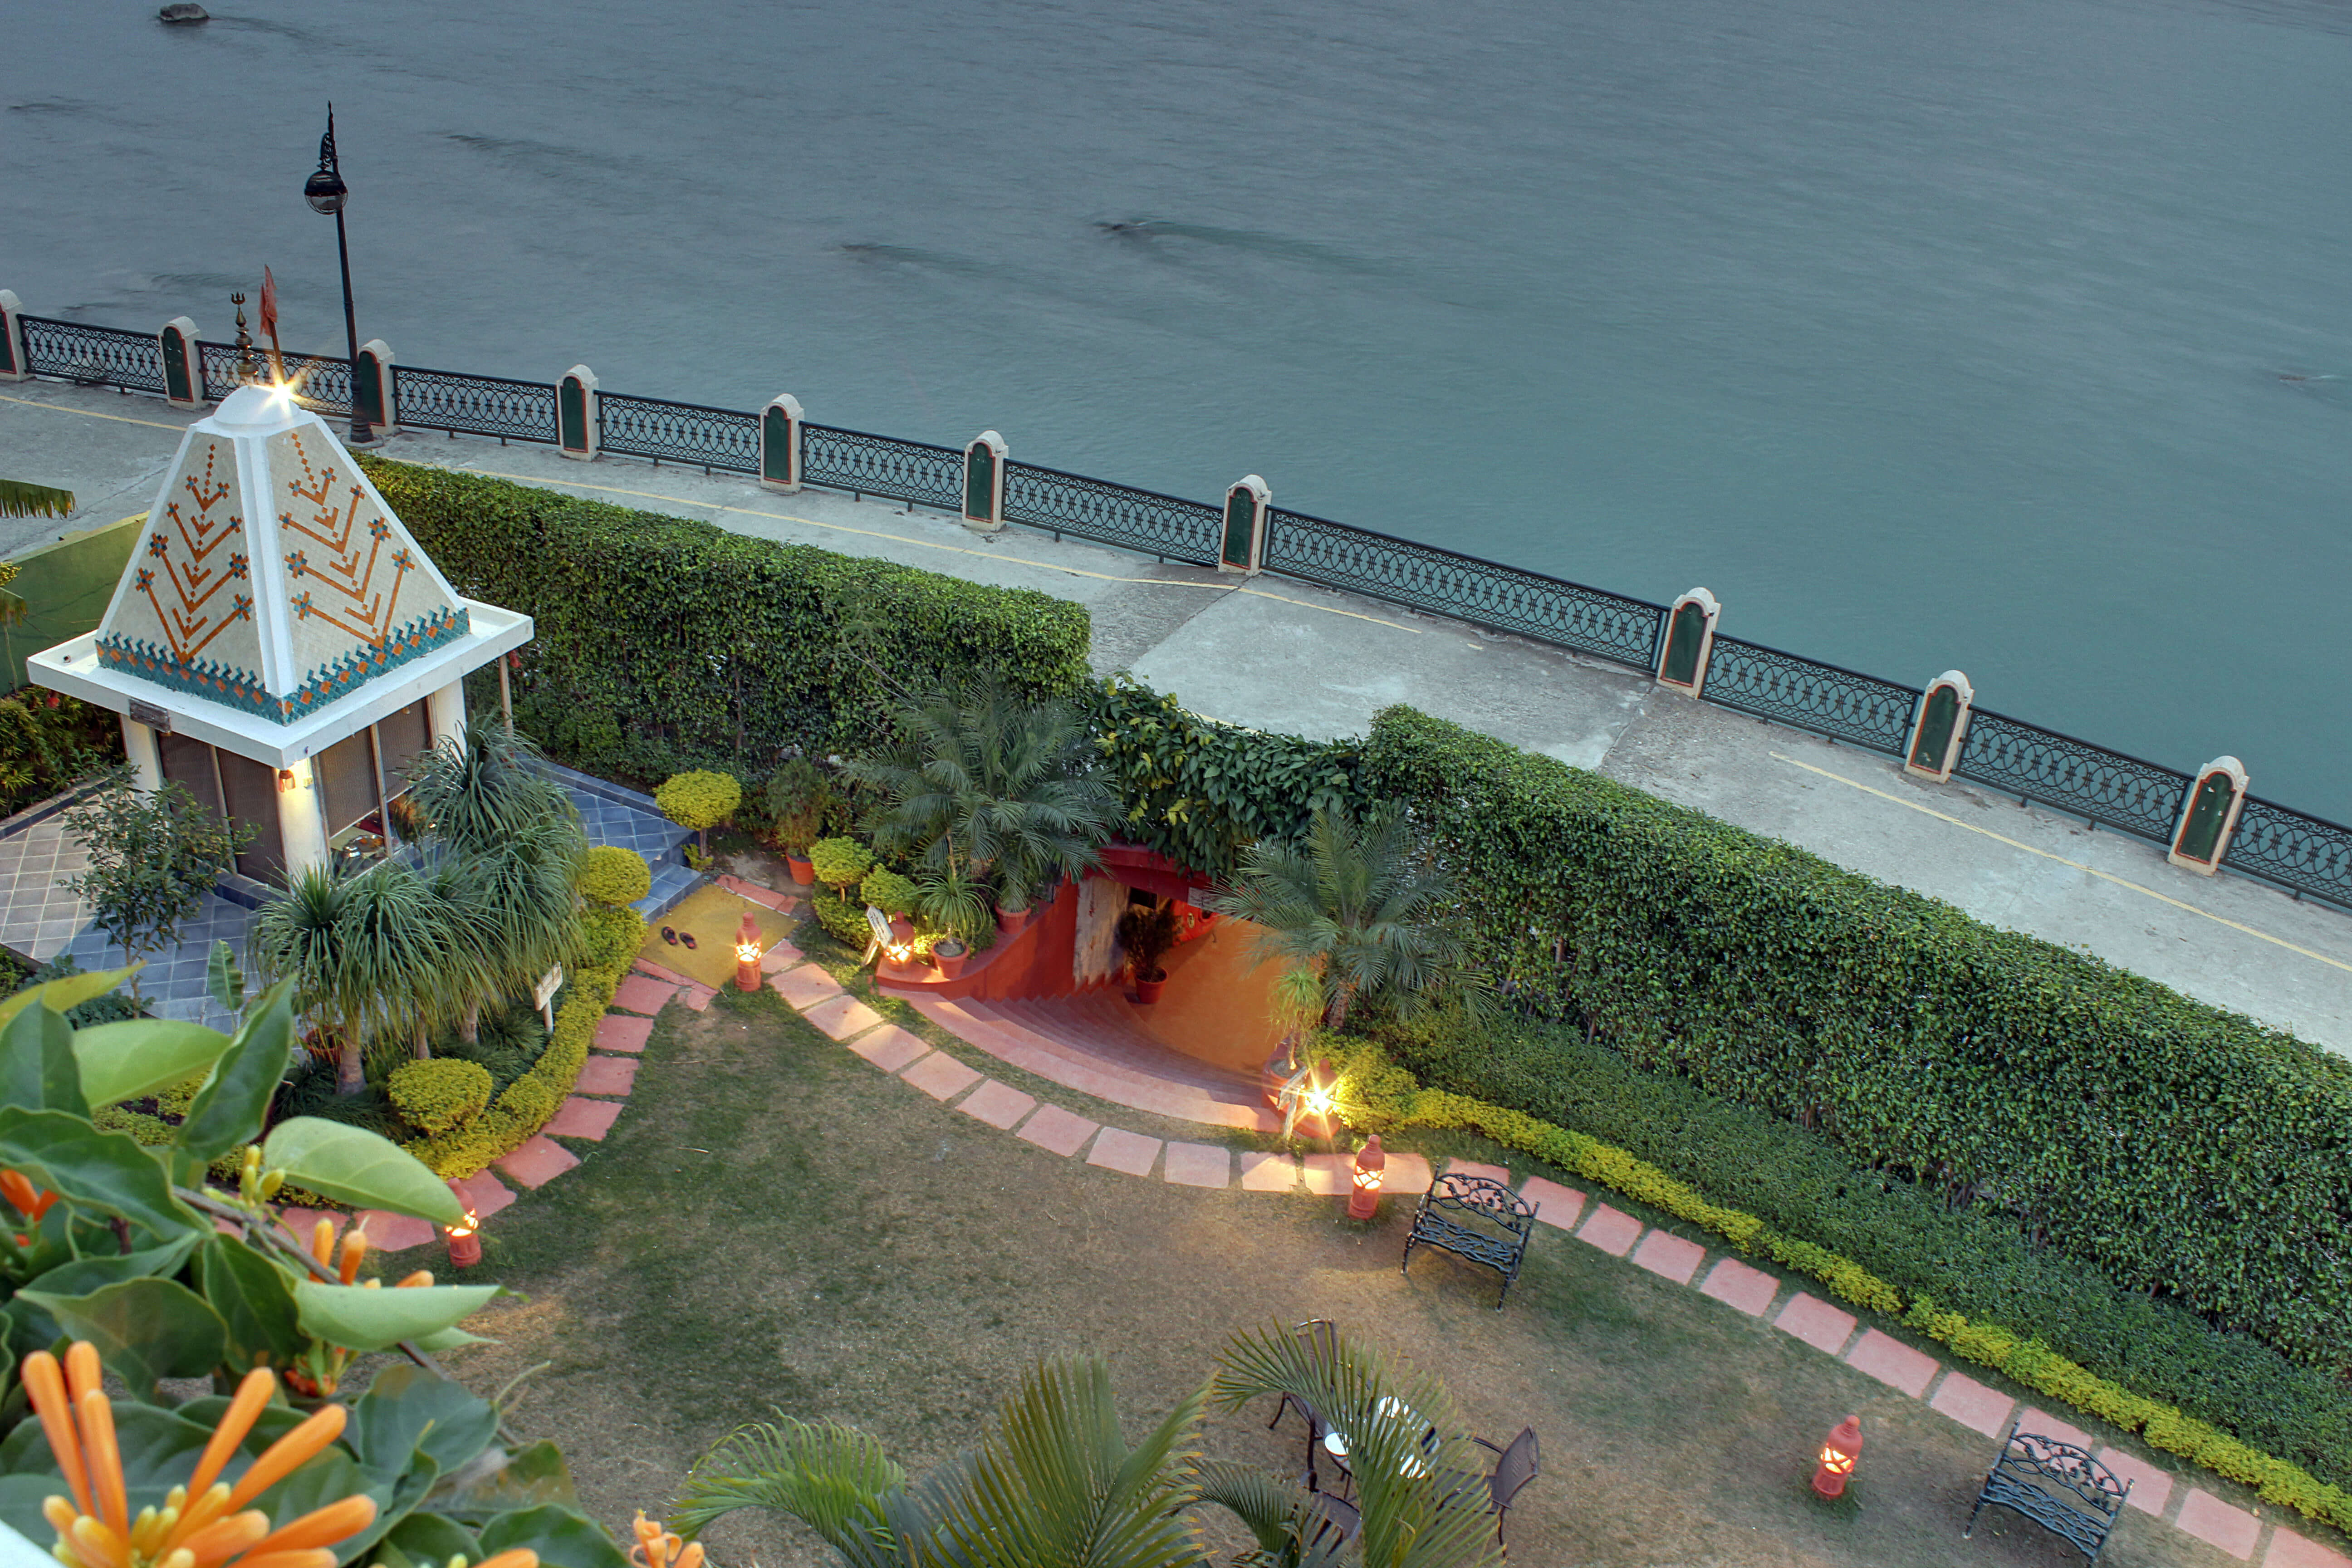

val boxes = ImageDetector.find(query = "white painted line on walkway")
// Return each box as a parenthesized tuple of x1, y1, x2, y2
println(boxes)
(0, 392, 186, 430)
(1772, 750, 2352, 976)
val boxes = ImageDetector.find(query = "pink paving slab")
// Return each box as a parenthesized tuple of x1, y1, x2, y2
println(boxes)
(2018, 1409, 2096, 1452)
(956, 1079, 1037, 1129)
(354, 1211, 437, 1253)
(633, 958, 694, 986)
(1631, 1229, 1706, 1285)
(1517, 1176, 1585, 1231)
(2267, 1529, 2352, 1568)
(1926, 1370, 2013, 1438)
(1385, 1152, 1433, 1194)
(1017, 1103, 1099, 1157)
(1774, 1293, 1857, 1356)
(681, 986, 715, 1013)
(1162, 1142, 1231, 1188)
(1302, 1153, 1350, 1196)
(575, 1054, 640, 1096)
(760, 941, 804, 973)
(1575, 1204, 1644, 1257)
(902, 1050, 983, 1101)
(804, 993, 886, 1040)
(2175, 1490, 2260, 1559)
(2093, 1446, 2174, 1516)
(1087, 1127, 1161, 1177)
(495, 1135, 582, 1190)
(1845, 1328, 1938, 1397)
(612, 975, 679, 1016)
(769, 963, 847, 1009)
(544, 1096, 625, 1142)
(593, 1014, 653, 1054)
(1445, 1159, 1511, 1185)
(1240, 1152, 1301, 1191)
(1698, 1256, 1779, 1317)
(850, 1025, 931, 1073)
(452, 1169, 516, 1219)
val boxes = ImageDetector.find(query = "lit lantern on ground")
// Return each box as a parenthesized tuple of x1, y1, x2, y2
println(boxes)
(444, 1181, 482, 1269)
(1813, 1415, 1863, 1498)
(1348, 1133, 1387, 1220)
(735, 912, 762, 992)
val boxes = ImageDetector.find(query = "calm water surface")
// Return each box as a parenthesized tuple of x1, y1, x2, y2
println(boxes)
(7, 0, 2350, 814)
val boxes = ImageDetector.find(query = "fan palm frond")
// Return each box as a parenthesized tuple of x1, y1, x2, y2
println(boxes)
(402, 722, 575, 856)
(671, 1414, 912, 1559)
(0, 479, 74, 519)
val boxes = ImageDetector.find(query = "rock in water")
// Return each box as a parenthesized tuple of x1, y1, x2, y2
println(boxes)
(158, 3, 209, 21)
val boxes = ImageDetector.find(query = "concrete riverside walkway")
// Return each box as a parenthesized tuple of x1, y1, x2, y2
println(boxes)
(7, 382, 2349, 1055)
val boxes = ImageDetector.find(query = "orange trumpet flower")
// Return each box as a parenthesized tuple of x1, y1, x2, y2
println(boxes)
(3, 1168, 57, 1223)
(630, 1511, 704, 1568)
(22, 1343, 376, 1568)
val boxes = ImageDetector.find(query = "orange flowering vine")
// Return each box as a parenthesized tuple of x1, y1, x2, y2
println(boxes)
(4, 1168, 59, 1246)
(23, 1342, 377, 1568)
(630, 1512, 704, 1568)
(280, 1219, 432, 1397)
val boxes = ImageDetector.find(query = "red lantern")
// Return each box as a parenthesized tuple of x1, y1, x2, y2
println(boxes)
(1812, 1415, 1862, 1498)
(1348, 1134, 1387, 1220)
(444, 1180, 482, 1269)
(734, 912, 762, 992)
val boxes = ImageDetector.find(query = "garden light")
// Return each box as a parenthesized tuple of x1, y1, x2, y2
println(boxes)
(1813, 1414, 1863, 1498)
(1348, 1133, 1387, 1220)
(734, 912, 761, 992)
(445, 1183, 482, 1270)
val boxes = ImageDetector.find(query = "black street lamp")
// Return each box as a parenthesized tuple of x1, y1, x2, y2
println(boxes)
(304, 104, 374, 446)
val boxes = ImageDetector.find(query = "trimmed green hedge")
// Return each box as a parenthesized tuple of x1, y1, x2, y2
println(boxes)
(404, 956, 626, 1178)
(1354, 1012, 2352, 1494)
(1362, 705, 2352, 1374)
(358, 458, 1092, 782)
(1332, 1029, 2352, 1530)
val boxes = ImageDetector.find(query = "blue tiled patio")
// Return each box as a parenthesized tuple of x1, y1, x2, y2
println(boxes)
(0, 766, 696, 1027)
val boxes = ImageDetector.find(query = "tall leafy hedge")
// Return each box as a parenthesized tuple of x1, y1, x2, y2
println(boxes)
(1362, 705, 2352, 1373)
(358, 459, 1092, 783)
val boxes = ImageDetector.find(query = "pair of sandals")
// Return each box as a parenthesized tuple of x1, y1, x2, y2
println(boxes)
(661, 927, 698, 949)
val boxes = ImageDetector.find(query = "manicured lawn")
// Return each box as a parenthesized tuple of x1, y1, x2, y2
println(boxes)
(444, 975, 2241, 1568)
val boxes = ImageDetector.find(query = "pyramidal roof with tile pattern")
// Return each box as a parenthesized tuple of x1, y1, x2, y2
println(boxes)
(91, 384, 472, 725)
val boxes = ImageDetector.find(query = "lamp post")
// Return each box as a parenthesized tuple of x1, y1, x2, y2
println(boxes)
(1348, 1134, 1387, 1220)
(735, 912, 763, 992)
(1812, 1415, 1863, 1498)
(303, 104, 373, 446)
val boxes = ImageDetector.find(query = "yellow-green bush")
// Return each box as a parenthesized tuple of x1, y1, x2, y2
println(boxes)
(388, 1058, 495, 1136)
(577, 845, 652, 908)
(403, 956, 627, 1179)
(656, 770, 740, 834)
(579, 904, 647, 970)
(1333, 1033, 2352, 1532)
(860, 867, 918, 917)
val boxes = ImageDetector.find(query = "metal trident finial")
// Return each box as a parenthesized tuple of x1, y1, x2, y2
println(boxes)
(317, 103, 339, 176)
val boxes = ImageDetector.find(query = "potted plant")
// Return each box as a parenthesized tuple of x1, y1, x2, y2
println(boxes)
(1115, 901, 1181, 1004)
(930, 935, 970, 980)
(764, 760, 843, 887)
(918, 864, 990, 980)
(994, 870, 1034, 935)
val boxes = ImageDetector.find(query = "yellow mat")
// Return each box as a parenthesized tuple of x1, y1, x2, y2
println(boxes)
(638, 883, 800, 990)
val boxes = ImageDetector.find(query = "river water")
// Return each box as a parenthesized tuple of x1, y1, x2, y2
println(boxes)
(8, 0, 2351, 817)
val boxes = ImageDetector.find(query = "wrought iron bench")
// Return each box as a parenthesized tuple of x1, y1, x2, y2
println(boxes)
(1963, 1421, 2132, 1565)
(1400, 1174, 1535, 1308)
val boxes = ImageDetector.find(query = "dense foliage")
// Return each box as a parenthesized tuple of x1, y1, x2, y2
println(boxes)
(0, 688, 119, 818)
(360, 458, 1092, 784)
(1361, 704, 2352, 1374)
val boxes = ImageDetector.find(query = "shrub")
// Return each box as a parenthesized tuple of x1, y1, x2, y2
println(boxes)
(388, 1059, 495, 1136)
(658, 770, 741, 839)
(578, 845, 652, 908)
(809, 837, 874, 896)
(578, 904, 648, 971)
(0, 687, 122, 818)
(860, 867, 919, 917)
(808, 890, 878, 950)
(358, 458, 1091, 783)
(403, 956, 625, 1178)
(1362, 704, 2352, 1373)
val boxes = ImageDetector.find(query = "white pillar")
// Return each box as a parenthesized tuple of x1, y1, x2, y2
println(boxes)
(428, 678, 468, 745)
(120, 717, 164, 794)
(278, 758, 329, 879)
(0, 290, 26, 382)
(559, 365, 599, 460)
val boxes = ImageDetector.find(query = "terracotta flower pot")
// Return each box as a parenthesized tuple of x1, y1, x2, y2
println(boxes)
(933, 942, 969, 980)
(996, 905, 1033, 935)
(1132, 973, 1165, 1004)
(785, 854, 816, 887)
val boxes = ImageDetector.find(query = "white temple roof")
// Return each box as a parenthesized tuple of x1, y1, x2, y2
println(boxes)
(30, 385, 530, 768)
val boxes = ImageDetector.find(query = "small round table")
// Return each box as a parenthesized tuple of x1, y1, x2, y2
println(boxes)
(1322, 1396, 1431, 1479)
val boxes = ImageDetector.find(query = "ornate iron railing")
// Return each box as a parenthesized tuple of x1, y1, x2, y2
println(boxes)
(195, 341, 351, 414)
(1702, 637, 1923, 752)
(1001, 461, 1223, 564)
(17, 311, 2352, 910)
(19, 317, 165, 392)
(1261, 507, 1667, 671)
(390, 364, 558, 443)
(598, 392, 758, 472)
(1955, 709, 2193, 843)
(2221, 797, 2352, 907)
(799, 423, 964, 511)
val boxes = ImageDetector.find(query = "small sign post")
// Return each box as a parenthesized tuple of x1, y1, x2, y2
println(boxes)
(533, 963, 564, 1030)
(863, 904, 894, 965)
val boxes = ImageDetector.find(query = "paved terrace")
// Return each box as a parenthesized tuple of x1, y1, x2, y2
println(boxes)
(7, 381, 2349, 1054)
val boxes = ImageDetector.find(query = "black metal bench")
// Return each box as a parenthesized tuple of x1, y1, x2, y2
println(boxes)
(1400, 1174, 1534, 1308)
(1963, 1421, 2132, 1565)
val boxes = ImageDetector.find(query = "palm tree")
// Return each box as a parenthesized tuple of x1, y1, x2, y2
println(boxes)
(1207, 804, 1485, 1049)
(402, 721, 577, 852)
(453, 818, 582, 1044)
(668, 1325, 1505, 1568)
(846, 672, 1115, 915)
(252, 867, 360, 1091)
(0, 480, 74, 518)
(254, 862, 473, 1093)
